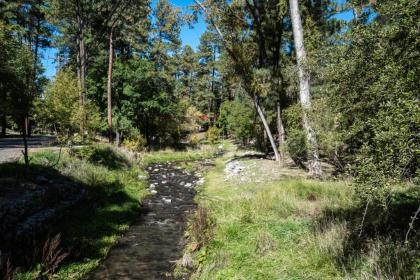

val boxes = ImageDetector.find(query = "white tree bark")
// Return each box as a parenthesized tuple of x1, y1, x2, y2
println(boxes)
(254, 98, 281, 162)
(289, 0, 322, 177)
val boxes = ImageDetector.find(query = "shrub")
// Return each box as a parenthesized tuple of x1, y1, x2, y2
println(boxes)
(218, 100, 255, 144)
(206, 126, 220, 144)
(189, 134, 201, 147)
(123, 135, 147, 152)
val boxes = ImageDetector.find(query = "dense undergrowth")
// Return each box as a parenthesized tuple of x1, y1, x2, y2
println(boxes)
(180, 156, 419, 280)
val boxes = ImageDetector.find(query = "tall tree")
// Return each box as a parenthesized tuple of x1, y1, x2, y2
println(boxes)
(289, 0, 322, 177)
(195, 0, 286, 162)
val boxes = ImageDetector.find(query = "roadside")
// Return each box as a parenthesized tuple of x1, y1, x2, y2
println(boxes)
(0, 136, 56, 163)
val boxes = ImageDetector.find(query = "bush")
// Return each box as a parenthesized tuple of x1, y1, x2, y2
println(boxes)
(189, 134, 201, 147)
(206, 126, 220, 144)
(218, 100, 255, 144)
(283, 104, 307, 163)
(123, 134, 147, 152)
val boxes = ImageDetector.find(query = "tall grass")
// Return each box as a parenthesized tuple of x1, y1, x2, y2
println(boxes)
(11, 145, 147, 279)
(185, 156, 419, 280)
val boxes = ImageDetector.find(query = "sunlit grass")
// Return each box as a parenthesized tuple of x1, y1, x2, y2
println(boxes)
(185, 155, 418, 280)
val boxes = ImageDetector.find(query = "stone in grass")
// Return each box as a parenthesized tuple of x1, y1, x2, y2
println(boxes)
(180, 253, 193, 268)
(138, 175, 148, 180)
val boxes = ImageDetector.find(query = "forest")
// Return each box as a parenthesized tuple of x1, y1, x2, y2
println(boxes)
(0, 0, 418, 279)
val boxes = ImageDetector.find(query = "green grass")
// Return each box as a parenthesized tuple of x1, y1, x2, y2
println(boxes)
(10, 145, 148, 280)
(183, 155, 419, 280)
(139, 141, 230, 165)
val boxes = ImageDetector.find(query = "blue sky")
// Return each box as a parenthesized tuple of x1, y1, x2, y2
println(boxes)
(41, 0, 353, 79)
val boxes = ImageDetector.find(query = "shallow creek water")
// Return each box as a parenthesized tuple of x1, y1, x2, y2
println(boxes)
(89, 163, 198, 280)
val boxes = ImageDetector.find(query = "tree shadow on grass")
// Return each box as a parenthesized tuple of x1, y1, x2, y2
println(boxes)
(315, 187, 420, 279)
(0, 160, 141, 275)
(71, 146, 130, 170)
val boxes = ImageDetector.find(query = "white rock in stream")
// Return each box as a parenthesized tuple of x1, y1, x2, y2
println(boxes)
(162, 198, 172, 204)
(185, 183, 192, 188)
(197, 178, 205, 185)
(150, 190, 158, 195)
(162, 181, 167, 184)
(149, 183, 156, 189)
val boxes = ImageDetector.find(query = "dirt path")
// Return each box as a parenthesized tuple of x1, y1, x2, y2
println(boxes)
(89, 163, 199, 280)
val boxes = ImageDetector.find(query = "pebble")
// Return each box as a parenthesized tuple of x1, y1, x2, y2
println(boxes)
(150, 190, 158, 195)
(185, 183, 192, 188)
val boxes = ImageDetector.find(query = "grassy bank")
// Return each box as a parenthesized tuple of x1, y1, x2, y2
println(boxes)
(182, 156, 419, 279)
(6, 145, 147, 279)
(139, 142, 229, 166)
(7, 143, 226, 279)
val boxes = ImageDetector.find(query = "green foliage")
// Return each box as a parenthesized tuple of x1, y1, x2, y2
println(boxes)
(283, 104, 307, 161)
(123, 135, 147, 152)
(320, 0, 419, 201)
(70, 145, 130, 170)
(0, 22, 35, 122)
(218, 100, 255, 144)
(206, 126, 220, 144)
(36, 69, 79, 134)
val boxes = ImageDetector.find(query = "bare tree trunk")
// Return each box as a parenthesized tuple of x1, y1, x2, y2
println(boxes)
(76, 0, 87, 139)
(116, 130, 120, 147)
(107, 28, 114, 143)
(289, 0, 322, 177)
(253, 97, 280, 162)
(22, 117, 29, 169)
(1, 113, 6, 137)
(277, 100, 285, 158)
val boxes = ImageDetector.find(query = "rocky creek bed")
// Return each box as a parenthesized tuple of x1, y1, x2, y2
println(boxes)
(89, 162, 203, 280)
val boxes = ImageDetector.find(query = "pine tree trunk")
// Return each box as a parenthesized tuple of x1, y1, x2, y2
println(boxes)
(116, 130, 120, 147)
(1, 113, 6, 137)
(254, 97, 280, 162)
(22, 117, 29, 169)
(76, 0, 87, 139)
(107, 28, 114, 143)
(277, 100, 285, 158)
(289, 0, 322, 177)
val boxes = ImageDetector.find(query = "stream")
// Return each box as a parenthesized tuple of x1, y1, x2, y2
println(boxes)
(89, 163, 199, 280)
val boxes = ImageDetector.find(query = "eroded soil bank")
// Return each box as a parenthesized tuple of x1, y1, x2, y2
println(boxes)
(89, 163, 199, 280)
